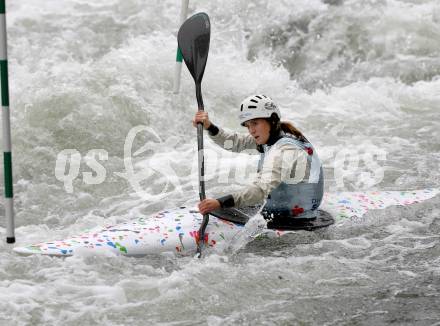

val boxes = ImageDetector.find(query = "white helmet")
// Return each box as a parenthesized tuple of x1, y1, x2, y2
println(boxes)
(238, 94, 281, 126)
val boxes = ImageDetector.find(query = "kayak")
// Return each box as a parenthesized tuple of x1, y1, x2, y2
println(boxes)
(13, 188, 439, 257)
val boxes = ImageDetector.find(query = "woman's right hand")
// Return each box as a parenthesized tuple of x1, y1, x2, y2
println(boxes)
(192, 111, 212, 130)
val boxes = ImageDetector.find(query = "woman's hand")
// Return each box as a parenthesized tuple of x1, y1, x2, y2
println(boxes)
(193, 111, 212, 130)
(198, 198, 221, 215)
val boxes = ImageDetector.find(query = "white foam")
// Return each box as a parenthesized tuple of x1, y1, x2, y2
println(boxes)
(1, 0, 439, 324)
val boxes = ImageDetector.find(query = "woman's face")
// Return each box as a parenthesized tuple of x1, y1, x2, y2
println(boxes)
(244, 118, 271, 145)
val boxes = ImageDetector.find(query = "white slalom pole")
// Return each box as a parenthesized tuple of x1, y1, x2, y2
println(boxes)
(0, 0, 15, 244)
(173, 0, 189, 94)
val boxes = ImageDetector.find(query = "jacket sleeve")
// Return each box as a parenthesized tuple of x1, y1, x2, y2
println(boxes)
(207, 125, 257, 153)
(230, 143, 308, 207)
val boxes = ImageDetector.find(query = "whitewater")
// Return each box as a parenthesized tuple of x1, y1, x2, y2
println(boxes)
(1, 0, 439, 324)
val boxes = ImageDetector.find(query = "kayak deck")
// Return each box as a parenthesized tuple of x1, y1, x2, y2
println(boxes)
(13, 188, 439, 257)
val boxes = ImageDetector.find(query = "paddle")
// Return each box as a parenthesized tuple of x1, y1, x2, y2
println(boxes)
(178, 12, 211, 257)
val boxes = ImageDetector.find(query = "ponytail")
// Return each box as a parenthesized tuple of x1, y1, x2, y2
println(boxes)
(267, 113, 309, 143)
(280, 121, 308, 143)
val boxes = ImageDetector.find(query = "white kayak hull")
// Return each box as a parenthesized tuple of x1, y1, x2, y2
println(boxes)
(13, 189, 439, 256)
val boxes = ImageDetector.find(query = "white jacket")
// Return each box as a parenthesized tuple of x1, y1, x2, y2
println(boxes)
(208, 126, 317, 209)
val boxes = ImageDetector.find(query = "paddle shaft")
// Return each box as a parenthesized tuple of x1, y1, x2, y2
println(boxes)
(195, 82, 209, 254)
(177, 12, 211, 256)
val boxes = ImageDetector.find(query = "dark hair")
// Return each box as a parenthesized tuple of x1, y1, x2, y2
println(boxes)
(268, 113, 308, 143)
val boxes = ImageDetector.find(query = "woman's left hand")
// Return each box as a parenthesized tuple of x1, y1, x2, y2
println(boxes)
(198, 198, 221, 215)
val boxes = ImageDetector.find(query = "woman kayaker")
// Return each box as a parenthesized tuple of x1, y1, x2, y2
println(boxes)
(193, 94, 324, 221)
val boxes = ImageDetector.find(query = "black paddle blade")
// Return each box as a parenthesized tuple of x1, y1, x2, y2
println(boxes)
(177, 12, 210, 84)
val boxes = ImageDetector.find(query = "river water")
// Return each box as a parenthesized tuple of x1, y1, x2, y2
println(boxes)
(1, 0, 439, 325)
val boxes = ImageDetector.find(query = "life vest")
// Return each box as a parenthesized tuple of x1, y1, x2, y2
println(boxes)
(258, 135, 324, 219)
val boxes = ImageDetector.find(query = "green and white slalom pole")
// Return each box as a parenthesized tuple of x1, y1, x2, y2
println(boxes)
(173, 0, 189, 94)
(0, 0, 14, 244)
